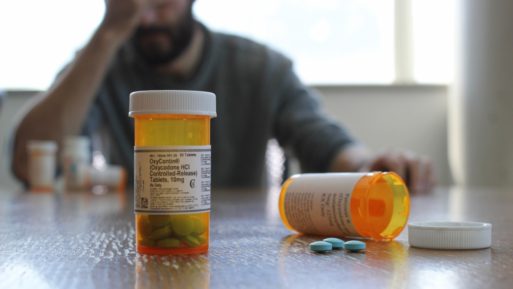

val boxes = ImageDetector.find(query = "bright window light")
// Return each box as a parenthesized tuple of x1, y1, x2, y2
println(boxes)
(194, 0, 395, 85)
(412, 0, 457, 84)
(0, 0, 105, 90)
(0, 0, 456, 90)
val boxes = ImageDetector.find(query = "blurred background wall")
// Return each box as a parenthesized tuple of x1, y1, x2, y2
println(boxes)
(449, 0, 513, 187)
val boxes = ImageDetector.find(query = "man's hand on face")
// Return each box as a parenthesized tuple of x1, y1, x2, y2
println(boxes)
(100, 0, 169, 42)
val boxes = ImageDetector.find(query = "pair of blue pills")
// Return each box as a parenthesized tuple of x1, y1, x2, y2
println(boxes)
(309, 238, 366, 253)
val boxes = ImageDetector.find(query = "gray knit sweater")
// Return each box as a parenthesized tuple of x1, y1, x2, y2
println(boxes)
(82, 23, 354, 189)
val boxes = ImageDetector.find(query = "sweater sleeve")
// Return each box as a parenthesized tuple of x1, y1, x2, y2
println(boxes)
(273, 62, 356, 172)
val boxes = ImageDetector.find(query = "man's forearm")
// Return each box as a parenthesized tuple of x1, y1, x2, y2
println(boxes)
(11, 27, 125, 182)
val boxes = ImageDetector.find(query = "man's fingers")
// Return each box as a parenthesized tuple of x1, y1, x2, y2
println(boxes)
(404, 154, 421, 193)
(422, 157, 436, 193)
(408, 156, 435, 194)
(369, 153, 407, 181)
(368, 151, 436, 194)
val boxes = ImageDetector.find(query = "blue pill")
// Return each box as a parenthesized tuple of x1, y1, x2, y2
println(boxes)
(344, 240, 366, 252)
(323, 237, 345, 249)
(309, 241, 332, 253)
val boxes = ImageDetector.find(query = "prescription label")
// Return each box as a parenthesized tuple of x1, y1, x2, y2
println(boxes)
(283, 173, 367, 236)
(134, 146, 211, 214)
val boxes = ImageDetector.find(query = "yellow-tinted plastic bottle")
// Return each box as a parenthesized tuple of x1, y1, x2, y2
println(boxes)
(129, 90, 216, 255)
(279, 172, 410, 241)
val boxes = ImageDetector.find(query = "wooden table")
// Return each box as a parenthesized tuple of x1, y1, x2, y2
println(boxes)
(0, 186, 512, 289)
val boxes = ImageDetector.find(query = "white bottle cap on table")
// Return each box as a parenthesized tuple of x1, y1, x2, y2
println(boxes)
(408, 221, 492, 250)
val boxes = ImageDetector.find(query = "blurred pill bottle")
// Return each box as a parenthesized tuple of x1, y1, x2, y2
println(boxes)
(61, 136, 91, 190)
(279, 172, 410, 241)
(27, 140, 57, 192)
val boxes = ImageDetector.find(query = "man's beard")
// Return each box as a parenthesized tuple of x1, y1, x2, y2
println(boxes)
(132, 8, 195, 66)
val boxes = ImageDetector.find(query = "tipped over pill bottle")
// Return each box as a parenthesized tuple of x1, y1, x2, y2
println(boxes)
(129, 90, 216, 255)
(279, 172, 410, 241)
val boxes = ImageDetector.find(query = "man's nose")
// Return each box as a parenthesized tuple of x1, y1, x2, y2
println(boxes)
(140, 9, 158, 26)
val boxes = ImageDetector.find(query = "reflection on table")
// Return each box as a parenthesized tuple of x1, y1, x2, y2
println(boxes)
(0, 187, 511, 289)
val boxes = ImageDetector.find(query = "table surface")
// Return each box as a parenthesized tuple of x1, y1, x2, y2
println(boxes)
(0, 186, 512, 289)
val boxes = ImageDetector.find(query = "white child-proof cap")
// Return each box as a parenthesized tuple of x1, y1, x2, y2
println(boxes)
(408, 221, 492, 250)
(129, 90, 217, 117)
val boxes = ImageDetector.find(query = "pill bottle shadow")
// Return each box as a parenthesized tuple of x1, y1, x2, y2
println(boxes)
(277, 234, 345, 287)
(278, 234, 410, 287)
(365, 240, 409, 287)
(135, 254, 210, 289)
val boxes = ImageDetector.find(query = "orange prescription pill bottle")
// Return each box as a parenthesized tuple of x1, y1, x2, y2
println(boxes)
(279, 172, 410, 241)
(129, 90, 216, 255)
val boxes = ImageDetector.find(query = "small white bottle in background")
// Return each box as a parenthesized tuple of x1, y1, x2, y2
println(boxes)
(27, 140, 57, 192)
(61, 136, 91, 190)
